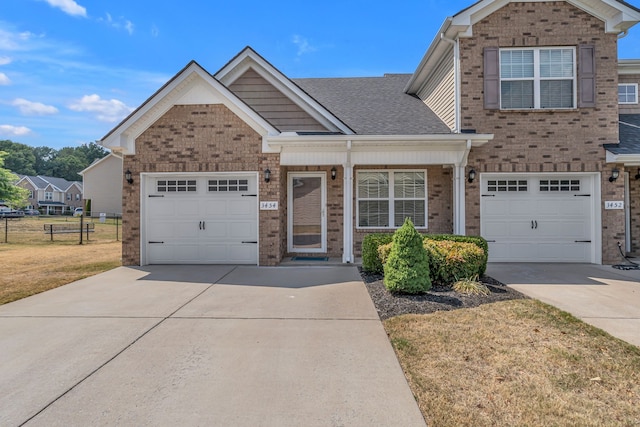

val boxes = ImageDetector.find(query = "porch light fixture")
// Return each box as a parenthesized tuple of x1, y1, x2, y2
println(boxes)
(264, 168, 271, 183)
(609, 168, 620, 182)
(635, 168, 640, 180)
(468, 168, 476, 183)
(125, 169, 133, 185)
(331, 166, 337, 181)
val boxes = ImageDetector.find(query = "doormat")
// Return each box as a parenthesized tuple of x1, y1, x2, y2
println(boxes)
(290, 256, 329, 261)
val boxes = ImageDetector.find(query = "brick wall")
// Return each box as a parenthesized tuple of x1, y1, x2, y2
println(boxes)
(352, 165, 453, 256)
(121, 104, 282, 266)
(630, 174, 640, 255)
(460, 1, 625, 263)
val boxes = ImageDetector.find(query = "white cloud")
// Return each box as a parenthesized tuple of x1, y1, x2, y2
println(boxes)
(0, 72, 10, 85)
(12, 98, 59, 115)
(99, 13, 134, 35)
(40, 0, 87, 17)
(0, 56, 11, 65)
(151, 25, 159, 38)
(0, 125, 32, 136)
(292, 35, 317, 56)
(0, 28, 39, 51)
(69, 94, 134, 122)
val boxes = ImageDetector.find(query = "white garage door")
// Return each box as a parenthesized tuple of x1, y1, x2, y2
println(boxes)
(481, 174, 596, 262)
(144, 174, 258, 264)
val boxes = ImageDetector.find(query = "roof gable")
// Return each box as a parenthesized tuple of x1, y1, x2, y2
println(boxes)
(100, 61, 279, 155)
(215, 47, 354, 135)
(406, 0, 640, 94)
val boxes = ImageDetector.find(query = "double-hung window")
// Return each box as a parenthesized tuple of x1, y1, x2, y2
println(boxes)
(45, 192, 53, 201)
(619, 84, 638, 104)
(500, 47, 576, 109)
(357, 170, 427, 228)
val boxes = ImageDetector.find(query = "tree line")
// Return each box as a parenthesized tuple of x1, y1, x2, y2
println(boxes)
(0, 139, 109, 182)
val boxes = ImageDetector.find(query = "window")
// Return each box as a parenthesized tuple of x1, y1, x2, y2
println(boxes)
(67, 193, 72, 201)
(76, 194, 81, 201)
(540, 179, 580, 192)
(28, 190, 33, 199)
(157, 180, 197, 192)
(45, 192, 53, 201)
(619, 84, 638, 104)
(500, 47, 575, 109)
(357, 171, 427, 228)
(208, 179, 248, 192)
(487, 180, 528, 192)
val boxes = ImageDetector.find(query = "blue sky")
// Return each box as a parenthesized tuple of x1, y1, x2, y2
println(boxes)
(2, 0, 640, 150)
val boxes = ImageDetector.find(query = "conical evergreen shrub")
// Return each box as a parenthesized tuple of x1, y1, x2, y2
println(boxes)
(383, 218, 431, 293)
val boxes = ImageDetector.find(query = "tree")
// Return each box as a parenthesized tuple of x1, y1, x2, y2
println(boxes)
(383, 218, 432, 293)
(0, 152, 29, 207)
(0, 140, 36, 175)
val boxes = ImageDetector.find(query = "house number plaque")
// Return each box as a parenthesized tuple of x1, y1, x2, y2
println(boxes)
(260, 201, 279, 210)
(604, 201, 624, 210)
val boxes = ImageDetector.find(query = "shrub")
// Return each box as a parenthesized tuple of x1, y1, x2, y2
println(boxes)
(452, 275, 491, 295)
(425, 234, 489, 275)
(377, 242, 393, 265)
(362, 233, 394, 273)
(383, 219, 431, 293)
(423, 239, 485, 286)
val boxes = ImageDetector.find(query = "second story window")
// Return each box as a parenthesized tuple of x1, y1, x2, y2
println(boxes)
(76, 194, 81, 201)
(67, 193, 72, 201)
(28, 190, 33, 199)
(619, 84, 638, 104)
(500, 47, 576, 109)
(45, 192, 53, 201)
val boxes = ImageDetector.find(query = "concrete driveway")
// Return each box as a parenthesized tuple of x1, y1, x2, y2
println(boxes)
(0, 265, 426, 427)
(487, 263, 640, 347)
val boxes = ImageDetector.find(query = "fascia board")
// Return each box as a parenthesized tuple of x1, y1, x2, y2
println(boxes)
(619, 59, 640, 74)
(216, 49, 354, 135)
(606, 150, 640, 163)
(101, 63, 278, 155)
(405, 18, 453, 94)
(267, 133, 493, 148)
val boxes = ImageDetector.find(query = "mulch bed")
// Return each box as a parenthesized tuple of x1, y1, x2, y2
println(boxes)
(360, 268, 528, 320)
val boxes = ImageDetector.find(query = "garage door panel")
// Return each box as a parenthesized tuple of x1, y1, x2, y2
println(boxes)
(481, 174, 594, 263)
(146, 174, 258, 265)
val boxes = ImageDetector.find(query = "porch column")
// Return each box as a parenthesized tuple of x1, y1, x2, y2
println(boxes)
(342, 143, 354, 263)
(453, 164, 466, 235)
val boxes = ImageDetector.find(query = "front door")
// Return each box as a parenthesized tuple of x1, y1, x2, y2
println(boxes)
(288, 172, 326, 253)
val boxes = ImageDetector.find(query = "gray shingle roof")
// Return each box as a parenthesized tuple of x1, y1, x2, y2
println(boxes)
(604, 115, 640, 154)
(293, 74, 452, 135)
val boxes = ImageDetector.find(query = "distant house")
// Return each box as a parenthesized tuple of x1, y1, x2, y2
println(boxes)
(16, 175, 83, 215)
(79, 153, 123, 217)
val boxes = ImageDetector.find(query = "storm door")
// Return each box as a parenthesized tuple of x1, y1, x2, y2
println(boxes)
(288, 173, 326, 253)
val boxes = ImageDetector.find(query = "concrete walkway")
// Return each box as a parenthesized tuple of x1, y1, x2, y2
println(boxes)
(0, 265, 426, 427)
(487, 263, 640, 347)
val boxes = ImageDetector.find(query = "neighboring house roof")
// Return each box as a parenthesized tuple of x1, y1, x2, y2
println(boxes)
(16, 175, 82, 192)
(79, 153, 122, 176)
(604, 115, 640, 155)
(294, 74, 451, 135)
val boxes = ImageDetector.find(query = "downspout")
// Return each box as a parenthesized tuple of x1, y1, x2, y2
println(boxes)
(441, 33, 460, 132)
(343, 140, 354, 263)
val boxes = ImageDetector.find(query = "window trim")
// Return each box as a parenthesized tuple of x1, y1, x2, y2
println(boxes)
(499, 46, 577, 110)
(618, 83, 638, 105)
(356, 169, 428, 230)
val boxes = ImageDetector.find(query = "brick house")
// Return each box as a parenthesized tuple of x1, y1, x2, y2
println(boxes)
(16, 175, 83, 215)
(101, 0, 640, 266)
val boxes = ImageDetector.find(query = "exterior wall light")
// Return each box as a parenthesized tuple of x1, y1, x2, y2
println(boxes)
(331, 166, 337, 180)
(125, 169, 133, 185)
(468, 168, 476, 183)
(609, 168, 620, 182)
(635, 168, 640, 180)
(264, 168, 271, 183)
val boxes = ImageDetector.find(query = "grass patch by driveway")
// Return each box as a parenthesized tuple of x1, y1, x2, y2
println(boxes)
(0, 217, 122, 304)
(385, 299, 640, 426)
